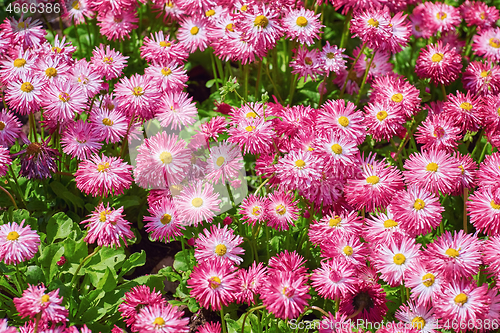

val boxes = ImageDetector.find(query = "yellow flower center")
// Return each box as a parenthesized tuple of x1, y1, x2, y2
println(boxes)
(153, 317, 165, 326)
(426, 162, 438, 172)
(331, 144, 342, 154)
(245, 125, 255, 132)
(295, 159, 306, 168)
(491, 200, 500, 210)
(376, 110, 388, 121)
(71, 0, 80, 9)
(480, 12, 486, 20)
(45, 67, 58, 77)
(215, 244, 227, 256)
(489, 38, 500, 48)
(384, 219, 398, 228)
(209, 276, 221, 289)
(52, 46, 62, 53)
(460, 102, 473, 111)
(412, 317, 426, 330)
(436, 12, 447, 20)
(132, 87, 144, 96)
(6, 231, 19, 241)
(393, 253, 406, 265)
(21, 82, 34, 93)
(276, 204, 286, 215)
(254, 15, 269, 28)
(329, 217, 341, 227)
(343, 245, 353, 256)
(446, 248, 459, 258)
(41, 294, 50, 303)
(159, 41, 171, 47)
(414, 199, 425, 210)
(161, 67, 172, 76)
(226, 23, 234, 31)
(0, 122, 5, 131)
(338, 116, 349, 127)
(366, 175, 379, 185)
(391, 93, 403, 103)
(252, 206, 261, 216)
(481, 70, 490, 78)
(97, 162, 110, 172)
(18, 22, 26, 29)
(296, 16, 308, 27)
(190, 26, 200, 35)
(160, 214, 171, 225)
(326, 52, 335, 59)
(99, 210, 110, 222)
(192, 197, 203, 208)
(216, 156, 225, 167)
(367, 18, 379, 27)
(102, 118, 113, 126)
(422, 273, 435, 287)
(58, 92, 71, 102)
(103, 56, 113, 64)
(14, 58, 26, 67)
(159, 151, 173, 165)
(431, 53, 444, 63)
(240, 5, 248, 11)
(205, 9, 215, 16)
(454, 293, 468, 306)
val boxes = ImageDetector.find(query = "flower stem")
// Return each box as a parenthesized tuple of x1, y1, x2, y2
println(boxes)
(71, 246, 101, 289)
(226, 182, 235, 209)
(29, 113, 38, 143)
(478, 142, 490, 164)
(441, 84, 447, 101)
(340, 10, 352, 49)
(8, 165, 26, 208)
(255, 61, 262, 99)
(241, 305, 266, 333)
(288, 74, 298, 105)
(220, 306, 227, 333)
(210, 51, 220, 91)
(463, 187, 468, 234)
(0, 185, 18, 210)
(355, 51, 376, 105)
(340, 43, 366, 98)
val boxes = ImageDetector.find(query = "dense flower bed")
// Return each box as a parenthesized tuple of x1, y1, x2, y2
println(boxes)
(1, 0, 500, 332)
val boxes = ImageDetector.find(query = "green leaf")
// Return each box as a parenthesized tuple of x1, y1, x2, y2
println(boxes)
(39, 243, 65, 283)
(49, 181, 84, 209)
(46, 212, 74, 243)
(0, 275, 20, 297)
(187, 297, 199, 313)
(173, 250, 193, 273)
(88, 246, 126, 272)
(158, 266, 182, 282)
(97, 267, 117, 292)
(119, 250, 146, 278)
(25, 265, 45, 285)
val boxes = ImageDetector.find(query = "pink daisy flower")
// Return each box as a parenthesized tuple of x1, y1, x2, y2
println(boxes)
(268, 250, 308, 276)
(484, 236, 500, 279)
(75, 154, 133, 197)
(434, 280, 490, 325)
(311, 259, 358, 300)
(114, 74, 161, 119)
(265, 190, 300, 231)
(97, 9, 138, 41)
(316, 99, 365, 145)
(63, 0, 94, 25)
(18, 137, 60, 180)
(0, 16, 46, 49)
(415, 114, 461, 154)
(319, 42, 347, 75)
(13, 284, 68, 324)
(188, 257, 239, 311)
(0, 220, 40, 265)
(238, 4, 284, 50)
(372, 236, 421, 287)
(281, 8, 323, 46)
(239, 194, 267, 227)
(156, 91, 197, 130)
(227, 116, 274, 155)
(308, 210, 363, 246)
(81, 203, 134, 247)
(390, 187, 444, 238)
(313, 133, 358, 175)
(472, 27, 500, 62)
(463, 61, 500, 97)
(133, 304, 189, 333)
(140, 31, 188, 65)
(371, 75, 421, 119)
(403, 148, 462, 195)
(275, 150, 323, 191)
(404, 261, 443, 307)
(289, 46, 323, 82)
(61, 120, 102, 160)
(91, 44, 128, 80)
(196, 322, 221, 333)
(0, 111, 21, 147)
(118, 285, 166, 327)
(89, 106, 129, 144)
(345, 159, 405, 213)
(0, 48, 37, 84)
(452, 152, 477, 195)
(0, 146, 12, 178)
(468, 187, 500, 236)
(69, 58, 104, 99)
(339, 281, 388, 322)
(0, 319, 16, 333)
(424, 230, 482, 280)
(363, 209, 407, 246)
(33, 56, 70, 83)
(416, 42, 462, 86)
(422, 2, 461, 34)
(350, 8, 391, 49)
(354, 48, 394, 81)
(395, 302, 438, 333)
(195, 224, 244, 265)
(176, 0, 216, 16)
(363, 101, 405, 142)
(476, 152, 500, 191)
(144, 198, 184, 243)
(235, 261, 267, 306)
(144, 62, 188, 93)
(205, 141, 244, 185)
(321, 235, 369, 267)
(174, 181, 221, 226)
(260, 270, 310, 320)
(5, 73, 44, 115)
(177, 17, 209, 53)
(42, 81, 87, 122)
(443, 90, 482, 132)
(380, 12, 412, 54)
(134, 132, 191, 189)
(464, 1, 499, 28)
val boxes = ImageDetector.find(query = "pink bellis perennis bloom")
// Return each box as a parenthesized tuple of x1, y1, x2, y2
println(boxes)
(81, 203, 134, 247)
(370, 75, 421, 119)
(235, 261, 267, 306)
(90, 44, 128, 80)
(238, 4, 284, 50)
(443, 91, 482, 132)
(320, 42, 347, 75)
(88, 106, 129, 144)
(308, 210, 364, 246)
(265, 190, 300, 231)
(75, 154, 133, 197)
(363, 209, 407, 246)
(239, 194, 267, 227)
(188, 257, 239, 311)
(415, 114, 461, 153)
(13, 284, 68, 324)
(41, 80, 88, 122)
(195, 224, 245, 265)
(156, 91, 197, 131)
(140, 31, 189, 64)
(97, 9, 139, 41)
(5, 73, 44, 115)
(467, 187, 500, 236)
(177, 17, 209, 53)
(118, 285, 166, 328)
(310, 259, 359, 300)
(395, 302, 439, 333)
(350, 8, 391, 49)
(144, 198, 185, 243)
(472, 27, 500, 62)
(174, 181, 221, 226)
(61, 120, 103, 160)
(463, 61, 500, 97)
(275, 150, 323, 191)
(289, 46, 323, 82)
(114, 74, 161, 120)
(196, 322, 221, 333)
(339, 281, 388, 322)
(316, 99, 365, 145)
(0, 110, 22, 147)
(132, 304, 189, 333)
(0, 220, 40, 265)
(363, 101, 405, 142)
(0, 146, 12, 177)
(205, 141, 244, 185)
(416, 42, 462, 86)
(404, 261, 443, 307)
(281, 8, 323, 46)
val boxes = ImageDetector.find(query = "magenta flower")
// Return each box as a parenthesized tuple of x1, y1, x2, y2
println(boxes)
(195, 224, 245, 265)
(13, 284, 68, 324)
(118, 285, 166, 327)
(0, 220, 40, 265)
(144, 198, 184, 243)
(174, 181, 221, 226)
(416, 42, 462, 86)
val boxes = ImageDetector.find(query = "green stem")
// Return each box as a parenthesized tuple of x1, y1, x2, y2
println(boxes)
(210, 51, 220, 91)
(463, 187, 468, 234)
(288, 74, 298, 105)
(478, 142, 490, 164)
(243, 64, 249, 101)
(400, 284, 406, 303)
(71, 246, 101, 288)
(265, 61, 284, 104)
(470, 129, 485, 158)
(226, 182, 235, 209)
(29, 113, 38, 143)
(73, 18, 83, 59)
(0, 185, 18, 210)
(294, 306, 330, 333)
(441, 84, 447, 101)
(335, 297, 340, 314)
(34, 313, 41, 333)
(241, 305, 266, 333)
(254, 178, 269, 196)
(340, 43, 366, 98)
(340, 10, 352, 49)
(220, 306, 227, 333)
(355, 51, 376, 105)
(255, 61, 262, 99)
(8, 165, 26, 208)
